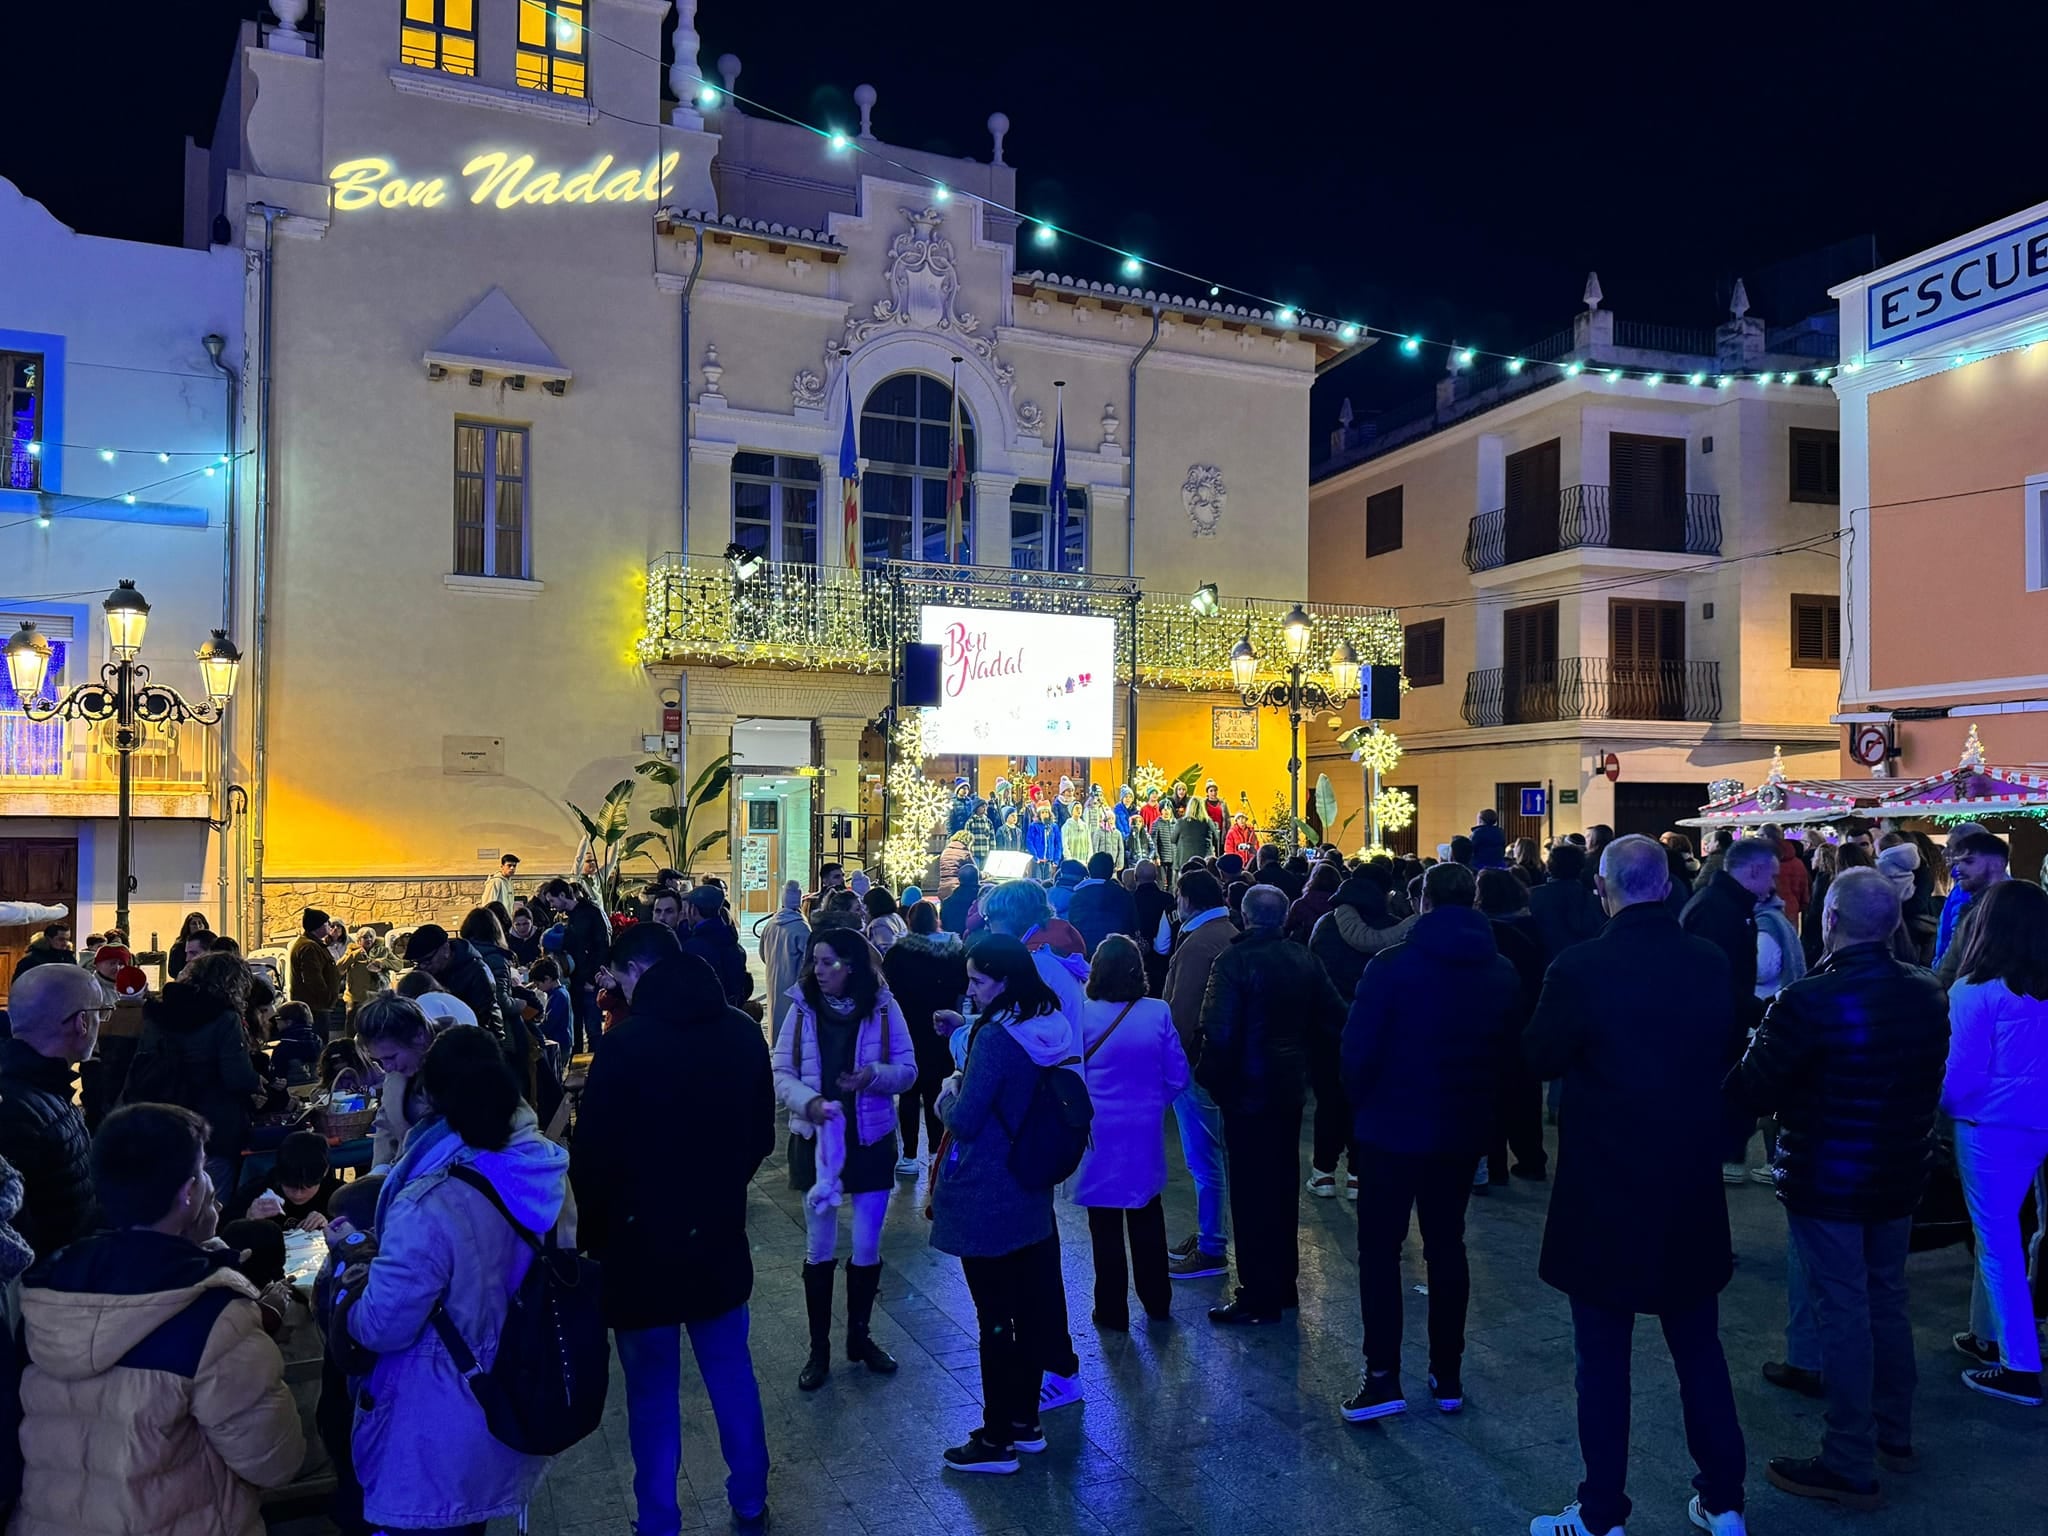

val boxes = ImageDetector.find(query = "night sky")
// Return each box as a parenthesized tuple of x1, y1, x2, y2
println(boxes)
(12, 1, 2044, 449)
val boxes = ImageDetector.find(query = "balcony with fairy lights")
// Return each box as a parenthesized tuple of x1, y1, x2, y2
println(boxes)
(637, 554, 1403, 691)
(0, 715, 219, 819)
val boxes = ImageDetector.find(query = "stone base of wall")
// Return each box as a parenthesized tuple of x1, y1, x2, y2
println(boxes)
(260, 877, 487, 937)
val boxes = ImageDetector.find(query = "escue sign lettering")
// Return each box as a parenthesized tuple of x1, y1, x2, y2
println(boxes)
(1868, 212, 2048, 350)
(328, 149, 682, 212)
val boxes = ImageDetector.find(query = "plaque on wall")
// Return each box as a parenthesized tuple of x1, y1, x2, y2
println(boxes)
(442, 736, 505, 775)
(1211, 707, 1258, 750)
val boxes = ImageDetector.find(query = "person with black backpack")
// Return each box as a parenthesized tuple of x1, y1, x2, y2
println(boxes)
(928, 934, 1089, 1476)
(338, 1026, 571, 1535)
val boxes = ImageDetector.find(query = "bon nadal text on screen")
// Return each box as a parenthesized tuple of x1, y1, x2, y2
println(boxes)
(917, 606, 1115, 760)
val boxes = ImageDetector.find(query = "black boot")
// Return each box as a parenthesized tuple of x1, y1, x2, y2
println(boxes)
(799, 1260, 835, 1391)
(844, 1262, 899, 1374)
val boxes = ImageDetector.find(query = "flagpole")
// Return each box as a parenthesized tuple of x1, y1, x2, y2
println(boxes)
(947, 356, 965, 566)
(1049, 380, 1067, 573)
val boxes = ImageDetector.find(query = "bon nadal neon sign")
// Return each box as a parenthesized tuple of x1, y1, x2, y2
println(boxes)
(327, 149, 682, 211)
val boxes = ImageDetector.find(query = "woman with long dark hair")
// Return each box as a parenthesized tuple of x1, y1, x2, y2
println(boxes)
(928, 934, 1072, 1473)
(1944, 880, 2048, 1406)
(772, 929, 915, 1391)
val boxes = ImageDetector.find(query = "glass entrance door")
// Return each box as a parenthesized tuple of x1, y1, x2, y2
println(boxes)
(734, 775, 814, 918)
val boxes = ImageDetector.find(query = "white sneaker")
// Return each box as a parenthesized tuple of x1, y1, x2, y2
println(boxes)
(1306, 1169, 1339, 1199)
(1720, 1163, 1748, 1185)
(1745, 1165, 1774, 1186)
(1687, 1495, 1746, 1535)
(1038, 1371, 1083, 1411)
(895, 1156, 920, 1178)
(1530, 1502, 1624, 1536)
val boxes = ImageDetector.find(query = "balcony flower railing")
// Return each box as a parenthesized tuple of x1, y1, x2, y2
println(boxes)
(1460, 658, 1721, 727)
(1463, 485, 1722, 573)
(638, 554, 1403, 691)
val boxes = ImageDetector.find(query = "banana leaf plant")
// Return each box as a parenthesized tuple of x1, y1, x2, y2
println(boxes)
(565, 778, 659, 913)
(636, 751, 733, 883)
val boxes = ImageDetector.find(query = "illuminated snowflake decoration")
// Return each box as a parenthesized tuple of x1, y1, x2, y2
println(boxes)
(1350, 726, 1403, 776)
(881, 707, 950, 886)
(1372, 786, 1416, 834)
(1132, 760, 1169, 799)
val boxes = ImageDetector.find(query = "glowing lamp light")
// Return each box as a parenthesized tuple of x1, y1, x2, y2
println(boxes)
(195, 628, 243, 705)
(23, 441, 38, 457)
(1329, 637, 1361, 695)
(1717, 375, 1731, 388)
(1782, 371, 1799, 384)
(122, 494, 137, 505)
(4, 621, 53, 703)
(1209, 286, 1221, 297)
(1845, 358, 1863, 373)
(1457, 347, 1476, 366)
(1507, 357, 1525, 374)
(99, 448, 115, 462)
(723, 541, 764, 582)
(697, 85, 718, 106)
(1813, 367, 1832, 382)
(932, 184, 950, 201)
(157, 451, 170, 463)
(1032, 223, 1056, 245)
(1687, 371, 1705, 386)
(556, 17, 578, 43)
(204, 466, 216, 477)
(1121, 256, 1143, 278)
(1189, 583, 1221, 619)
(1337, 323, 1358, 342)
(1606, 368, 1624, 381)
(1400, 335, 1421, 356)
(1755, 372, 1770, 385)
(1229, 634, 1259, 694)
(1897, 359, 1910, 370)
(828, 131, 850, 151)
(102, 580, 151, 661)
(1282, 603, 1313, 664)
(35, 510, 50, 530)
(1277, 308, 1297, 325)
(1952, 353, 1969, 366)
(1564, 361, 1583, 377)
(1646, 373, 1664, 386)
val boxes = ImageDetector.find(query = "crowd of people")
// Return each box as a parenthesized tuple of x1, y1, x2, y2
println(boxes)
(0, 797, 2042, 1536)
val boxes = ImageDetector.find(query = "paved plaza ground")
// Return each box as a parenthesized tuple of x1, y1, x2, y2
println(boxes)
(400, 1119, 2040, 1536)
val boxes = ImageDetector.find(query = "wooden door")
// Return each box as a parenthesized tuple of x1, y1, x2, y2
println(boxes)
(1609, 434, 1686, 551)
(1503, 439, 1561, 564)
(1502, 602, 1560, 724)
(1610, 599, 1685, 719)
(0, 837, 78, 1003)
(1496, 782, 1545, 848)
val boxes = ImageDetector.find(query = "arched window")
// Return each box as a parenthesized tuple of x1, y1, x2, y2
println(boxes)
(859, 372, 975, 565)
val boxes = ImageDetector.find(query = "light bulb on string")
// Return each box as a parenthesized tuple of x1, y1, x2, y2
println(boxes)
(1121, 256, 1143, 278)
(1277, 307, 1297, 325)
(1563, 362, 1582, 377)
(1782, 371, 1799, 384)
(35, 510, 50, 529)
(1606, 368, 1624, 381)
(1400, 336, 1421, 356)
(23, 441, 38, 458)
(1717, 375, 1731, 388)
(932, 184, 949, 201)
(1457, 347, 1476, 366)
(697, 85, 718, 106)
(1646, 373, 1664, 386)
(1209, 286, 1220, 297)
(827, 131, 850, 151)
(1337, 324, 1358, 342)
(157, 451, 170, 463)
(98, 448, 114, 463)
(1033, 224, 1056, 246)
(123, 493, 136, 505)
(1507, 358, 1524, 374)
(204, 466, 216, 477)
(1687, 372, 1705, 386)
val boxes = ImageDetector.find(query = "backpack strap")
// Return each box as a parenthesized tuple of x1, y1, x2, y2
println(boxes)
(427, 1164, 543, 1377)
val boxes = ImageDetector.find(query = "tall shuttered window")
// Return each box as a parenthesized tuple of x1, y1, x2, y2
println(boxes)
(1365, 486, 1404, 557)
(516, 0, 587, 97)
(1403, 619, 1444, 687)
(401, 0, 476, 76)
(454, 423, 529, 579)
(1789, 428, 1840, 503)
(2, 351, 43, 492)
(1790, 594, 1841, 668)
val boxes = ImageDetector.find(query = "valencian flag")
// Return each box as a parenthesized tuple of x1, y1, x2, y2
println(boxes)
(838, 372, 860, 569)
(944, 362, 967, 564)
(1048, 385, 1069, 571)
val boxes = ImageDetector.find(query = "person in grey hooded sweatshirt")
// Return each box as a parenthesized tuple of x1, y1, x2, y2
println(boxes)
(758, 881, 811, 1044)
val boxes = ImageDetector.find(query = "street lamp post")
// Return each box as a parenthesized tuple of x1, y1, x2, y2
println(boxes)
(6, 581, 241, 941)
(1230, 604, 1359, 847)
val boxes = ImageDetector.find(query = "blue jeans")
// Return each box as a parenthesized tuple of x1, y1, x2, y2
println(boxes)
(1788, 1213, 1915, 1482)
(1172, 1084, 1228, 1254)
(615, 1308, 770, 1533)
(1784, 1215, 1820, 1371)
(1569, 1294, 1745, 1532)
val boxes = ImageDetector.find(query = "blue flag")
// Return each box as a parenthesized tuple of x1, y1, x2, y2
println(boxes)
(1048, 395, 1068, 571)
(837, 372, 860, 569)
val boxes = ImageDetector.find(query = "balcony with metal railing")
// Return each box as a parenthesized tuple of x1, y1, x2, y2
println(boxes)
(638, 554, 1403, 692)
(0, 715, 219, 818)
(1463, 485, 1722, 573)
(1460, 658, 1721, 727)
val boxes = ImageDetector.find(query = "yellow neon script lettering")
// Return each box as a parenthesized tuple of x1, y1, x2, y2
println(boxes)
(333, 150, 681, 211)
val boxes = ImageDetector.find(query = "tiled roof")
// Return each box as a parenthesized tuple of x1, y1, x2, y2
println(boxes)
(660, 209, 847, 250)
(1017, 270, 1346, 337)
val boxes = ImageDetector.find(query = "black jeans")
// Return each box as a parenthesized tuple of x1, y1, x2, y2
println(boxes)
(1489, 1059, 1547, 1176)
(1221, 1104, 1304, 1309)
(1307, 1031, 1356, 1176)
(1356, 1146, 1473, 1377)
(1569, 1294, 1746, 1532)
(1086, 1197, 1171, 1326)
(897, 1029, 954, 1158)
(961, 1243, 1061, 1445)
(1025, 1231, 1080, 1377)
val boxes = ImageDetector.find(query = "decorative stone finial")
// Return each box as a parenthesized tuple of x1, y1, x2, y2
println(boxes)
(854, 84, 877, 139)
(1769, 744, 1786, 780)
(269, 0, 309, 30)
(700, 343, 724, 401)
(669, 0, 704, 124)
(1730, 278, 1750, 320)
(1338, 398, 1354, 427)
(1100, 403, 1120, 448)
(1959, 722, 1986, 772)
(1582, 272, 1603, 312)
(988, 112, 1010, 166)
(718, 53, 741, 101)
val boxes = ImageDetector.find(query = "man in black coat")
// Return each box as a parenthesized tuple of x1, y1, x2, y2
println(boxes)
(540, 877, 612, 1053)
(569, 923, 774, 1536)
(679, 886, 754, 1005)
(1196, 885, 1348, 1326)
(1067, 851, 1138, 959)
(1527, 842, 1604, 960)
(1733, 868, 1948, 1509)
(0, 965, 102, 1257)
(1524, 835, 1745, 1536)
(1339, 863, 1519, 1423)
(1682, 837, 1777, 1181)
(401, 924, 505, 1039)
(1476, 868, 1549, 1184)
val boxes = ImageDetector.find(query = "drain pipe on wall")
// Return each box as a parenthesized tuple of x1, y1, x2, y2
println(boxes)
(248, 204, 281, 945)
(678, 224, 704, 555)
(203, 331, 239, 936)
(1124, 305, 1161, 786)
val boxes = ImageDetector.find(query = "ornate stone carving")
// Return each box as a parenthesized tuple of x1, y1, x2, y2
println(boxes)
(700, 343, 724, 402)
(793, 368, 826, 410)
(1183, 465, 1227, 537)
(1099, 403, 1120, 451)
(1017, 401, 1045, 434)
(842, 206, 997, 361)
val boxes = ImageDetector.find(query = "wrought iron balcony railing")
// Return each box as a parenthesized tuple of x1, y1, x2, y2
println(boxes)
(1463, 485, 1722, 573)
(638, 554, 1403, 692)
(1460, 658, 1721, 727)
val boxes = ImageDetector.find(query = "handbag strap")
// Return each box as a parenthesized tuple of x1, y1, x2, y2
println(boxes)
(1084, 1000, 1139, 1063)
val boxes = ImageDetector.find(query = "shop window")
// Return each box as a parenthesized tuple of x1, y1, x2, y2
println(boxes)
(732, 453, 821, 565)
(1789, 427, 1840, 504)
(1403, 619, 1444, 687)
(400, 0, 476, 76)
(1008, 483, 1089, 571)
(2, 351, 41, 492)
(515, 0, 586, 97)
(1365, 486, 1403, 556)
(454, 422, 529, 579)
(858, 372, 976, 565)
(1790, 593, 1840, 668)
